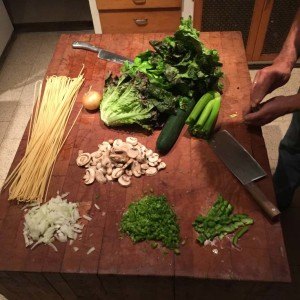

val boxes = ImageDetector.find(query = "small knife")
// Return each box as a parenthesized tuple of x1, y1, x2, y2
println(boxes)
(72, 41, 133, 64)
(208, 130, 280, 221)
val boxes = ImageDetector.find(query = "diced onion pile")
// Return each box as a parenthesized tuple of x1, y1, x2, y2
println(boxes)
(23, 193, 82, 251)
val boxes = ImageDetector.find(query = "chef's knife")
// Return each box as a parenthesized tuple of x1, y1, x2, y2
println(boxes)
(72, 41, 133, 64)
(208, 130, 280, 220)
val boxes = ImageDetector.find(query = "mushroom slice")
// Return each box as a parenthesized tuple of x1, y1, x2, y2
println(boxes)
(145, 167, 158, 176)
(118, 175, 131, 187)
(122, 158, 134, 170)
(83, 168, 96, 184)
(108, 139, 114, 145)
(148, 161, 158, 167)
(141, 164, 149, 170)
(127, 148, 139, 159)
(110, 153, 129, 164)
(136, 153, 146, 163)
(126, 169, 133, 176)
(113, 139, 123, 148)
(101, 156, 111, 168)
(95, 170, 107, 183)
(76, 153, 91, 167)
(157, 162, 167, 171)
(111, 168, 124, 179)
(131, 161, 142, 177)
(148, 153, 159, 163)
(106, 174, 113, 181)
(126, 137, 138, 146)
(99, 142, 111, 152)
(145, 149, 153, 157)
(106, 166, 113, 175)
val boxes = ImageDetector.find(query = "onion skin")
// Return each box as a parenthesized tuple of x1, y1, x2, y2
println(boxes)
(82, 90, 102, 111)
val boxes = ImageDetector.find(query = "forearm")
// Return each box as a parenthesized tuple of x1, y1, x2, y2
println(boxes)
(273, 8, 300, 70)
(285, 93, 300, 113)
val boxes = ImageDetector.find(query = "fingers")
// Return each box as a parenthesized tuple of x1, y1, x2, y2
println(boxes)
(244, 110, 266, 127)
(250, 69, 272, 108)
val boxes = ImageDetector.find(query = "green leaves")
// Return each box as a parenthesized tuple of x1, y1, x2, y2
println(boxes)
(120, 194, 180, 251)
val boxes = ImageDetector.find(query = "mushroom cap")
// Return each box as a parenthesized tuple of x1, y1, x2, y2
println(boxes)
(83, 168, 96, 184)
(157, 162, 167, 170)
(76, 153, 91, 167)
(145, 167, 158, 176)
(118, 174, 131, 187)
(111, 167, 124, 179)
(126, 137, 138, 146)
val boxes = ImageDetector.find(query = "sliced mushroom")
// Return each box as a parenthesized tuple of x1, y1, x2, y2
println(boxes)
(136, 153, 146, 163)
(112, 168, 124, 179)
(132, 161, 142, 177)
(99, 142, 111, 152)
(110, 153, 128, 164)
(126, 169, 133, 176)
(101, 156, 111, 168)
(141, 163, 149, 170)
(145, 167, 158, 176)
(148, 153, 159, 163)
(83, 168, 96, 184)
(108, 139, 114, 145)
(76, 153, 91, 167)
(157, 162, 166, 171)
(118, 175, 131, 187)
(145, 149, 153, 157)
(126, 137, 138, 146)
(148, 161, 158, 167)
(106, 166, 113, 175)
(106, 174, 113, 181)
(95, 170, 107, 183)
(113, 139, 123, 148)
(126, 147, 139, 159)
(122, 158, 134, 170)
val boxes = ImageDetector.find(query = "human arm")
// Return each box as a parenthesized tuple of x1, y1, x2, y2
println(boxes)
(250, 8, 300, 108)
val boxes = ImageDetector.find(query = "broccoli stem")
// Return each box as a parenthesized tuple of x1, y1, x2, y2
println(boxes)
(185, 91, 219, 126)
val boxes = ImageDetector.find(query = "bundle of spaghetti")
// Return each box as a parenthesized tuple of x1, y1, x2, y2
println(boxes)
(4, 71, 85, 203)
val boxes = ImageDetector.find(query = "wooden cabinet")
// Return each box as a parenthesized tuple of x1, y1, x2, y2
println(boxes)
(193, 0, 299, 62)
(97, 0, 182, 33)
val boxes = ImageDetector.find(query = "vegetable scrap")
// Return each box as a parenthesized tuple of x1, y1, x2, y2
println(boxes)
(186, 91, 221, 139)
(120, 194, 180, 253)
(100, 17, 223, 131)
(23, 193, 82, 251)
(76, 137, 166, 187)
(193, 195, 254, 247)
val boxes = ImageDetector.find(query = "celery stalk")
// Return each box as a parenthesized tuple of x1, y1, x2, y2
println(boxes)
(185, 91, 220, 126)
(201, 96, 221, 139)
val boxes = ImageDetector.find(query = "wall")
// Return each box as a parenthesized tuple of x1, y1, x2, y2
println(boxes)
(4, 0, 92, 24)
(0, 0, 13, 55)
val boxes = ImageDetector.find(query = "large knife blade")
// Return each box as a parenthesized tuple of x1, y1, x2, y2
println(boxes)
(72, 41, 133, 64)
(208, 130, 280, 220)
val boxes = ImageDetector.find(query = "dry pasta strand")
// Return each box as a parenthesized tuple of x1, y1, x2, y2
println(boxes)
(4, 71, 85, 203)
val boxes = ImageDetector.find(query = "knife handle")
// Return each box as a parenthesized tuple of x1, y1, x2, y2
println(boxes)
(72, 41, 99, 53)
(245, 182, 280, 221)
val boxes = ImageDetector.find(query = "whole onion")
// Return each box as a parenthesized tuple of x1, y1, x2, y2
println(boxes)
(82, 90, 102, 111)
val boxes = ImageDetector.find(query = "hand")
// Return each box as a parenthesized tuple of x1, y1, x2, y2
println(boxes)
(244, 96, 291, 126)
(251, 62, 292, 108)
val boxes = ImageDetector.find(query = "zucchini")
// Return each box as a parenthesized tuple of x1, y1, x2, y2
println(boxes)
(156, 98, 196, 154)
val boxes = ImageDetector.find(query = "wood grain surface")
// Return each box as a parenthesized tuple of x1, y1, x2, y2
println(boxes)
(0, 32, 291, 299)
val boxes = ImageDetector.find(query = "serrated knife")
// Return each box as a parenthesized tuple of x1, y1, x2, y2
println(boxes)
(72, 41, 133, 64)
(208, 130, 280, 221)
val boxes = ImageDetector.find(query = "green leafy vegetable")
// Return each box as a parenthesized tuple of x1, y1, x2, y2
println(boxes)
(120, 194, 180, 251)
(101, 17, 223, 130)
(193, 195, 254, 245)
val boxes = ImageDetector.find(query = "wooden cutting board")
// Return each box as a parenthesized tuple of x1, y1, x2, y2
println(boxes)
(0, 32, 291, 300)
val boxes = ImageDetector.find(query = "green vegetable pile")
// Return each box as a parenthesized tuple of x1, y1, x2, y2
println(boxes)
(120, 194, 180, 252)
(100, 17, 223, 130)
(193, 195, 254, 246)
(186, 91, 222, 139)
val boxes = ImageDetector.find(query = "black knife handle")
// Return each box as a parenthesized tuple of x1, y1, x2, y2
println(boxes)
(245, 182, 280, 221)
(72, 41, 99, 53)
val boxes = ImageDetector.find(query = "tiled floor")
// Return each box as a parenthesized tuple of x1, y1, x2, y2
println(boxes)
(0, 32, 299, 298)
